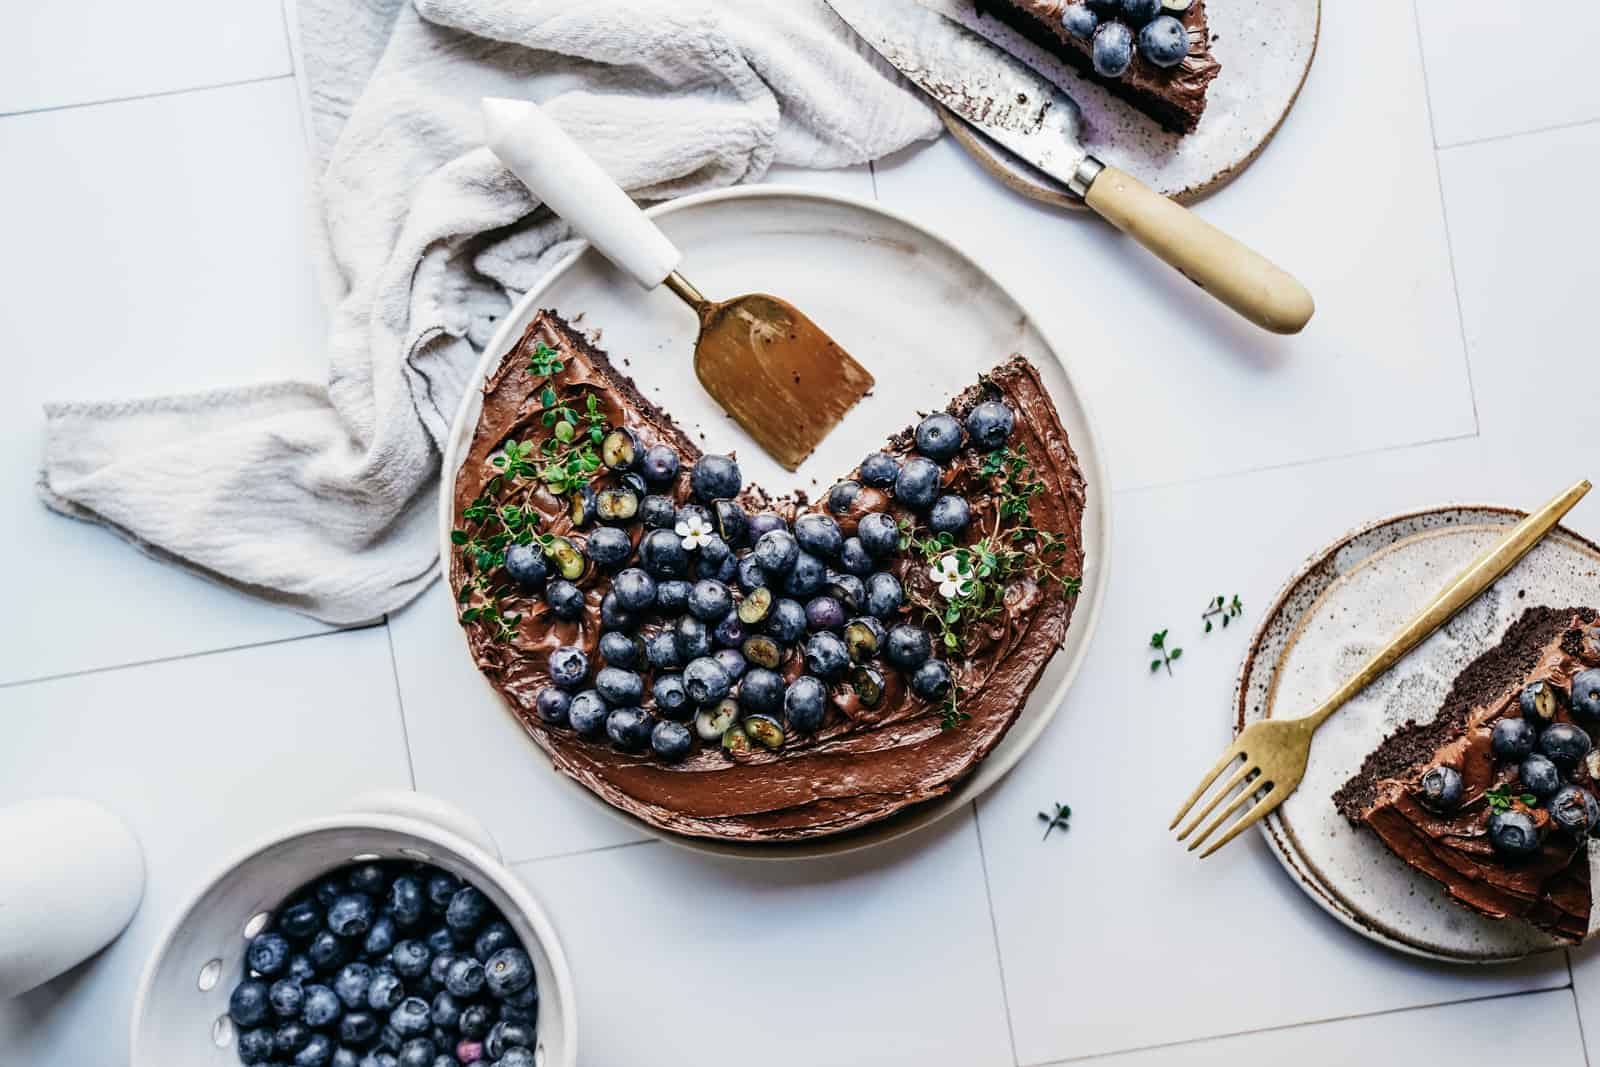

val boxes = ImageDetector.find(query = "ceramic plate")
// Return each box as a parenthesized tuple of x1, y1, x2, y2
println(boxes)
(439, 186, 1112, 859)
(1238, 505, 1600, 961)
(932, 0, 1320, 203)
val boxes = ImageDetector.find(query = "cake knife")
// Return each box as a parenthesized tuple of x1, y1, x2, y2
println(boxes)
(826, 0, 1315, 335)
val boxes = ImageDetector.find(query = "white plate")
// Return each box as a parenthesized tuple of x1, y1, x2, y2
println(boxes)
(937, 0, 1321, 201)
(439, 186, 1111, 859)
(1238, 506, 1600, 961)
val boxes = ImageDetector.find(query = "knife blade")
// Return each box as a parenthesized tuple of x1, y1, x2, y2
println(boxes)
(826, 0, 1093, 189)
(825, 0, 1316, 335)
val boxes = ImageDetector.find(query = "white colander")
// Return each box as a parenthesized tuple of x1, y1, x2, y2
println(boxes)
(130, 791, 576, 1067)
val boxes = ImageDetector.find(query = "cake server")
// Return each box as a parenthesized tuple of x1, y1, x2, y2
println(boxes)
(1171, 479, 1592, 858)
(482, 97, 874, 472)
(825, 0, 1315, 335)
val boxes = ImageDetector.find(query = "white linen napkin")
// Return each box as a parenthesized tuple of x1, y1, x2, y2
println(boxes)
(37, 0, 938, 625)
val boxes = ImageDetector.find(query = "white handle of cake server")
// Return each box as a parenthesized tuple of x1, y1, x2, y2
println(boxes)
(482, 96, 681, 291)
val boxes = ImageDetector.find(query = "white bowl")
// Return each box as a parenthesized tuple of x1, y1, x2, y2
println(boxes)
(130, 790, 576, 1067)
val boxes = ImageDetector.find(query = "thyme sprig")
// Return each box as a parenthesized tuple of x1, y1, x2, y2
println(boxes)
(1485, 783, 1537, 813)
(1038, 802, 1072, 841)
(1149, 629, 1182, 675)
(1203, 594, 1244, 633)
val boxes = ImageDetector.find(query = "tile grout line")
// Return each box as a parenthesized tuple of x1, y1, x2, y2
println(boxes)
(0, 623, 378, 692)
(1568, 948, 1593, 1067)
(0, 72, 295, 119)
(382, 620, 418, 791)
(1410, 0, 1481, 440)
(868, 159, 880, 200)
(970, 799, 1023, 1067)
(1020, 985, 1574, 1067)
(507, 837, 656, 869)
(1437, 113, 1600, 154)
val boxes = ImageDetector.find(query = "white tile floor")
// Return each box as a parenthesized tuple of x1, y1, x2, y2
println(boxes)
(3, 1, 1599, 1065)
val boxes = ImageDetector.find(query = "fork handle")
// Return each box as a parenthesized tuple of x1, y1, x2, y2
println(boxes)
(1302, 480, 1591, 730)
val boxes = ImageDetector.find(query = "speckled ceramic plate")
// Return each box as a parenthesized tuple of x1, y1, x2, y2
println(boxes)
(931, 0, 1320, 204)
(1238, 505, 1600, 962)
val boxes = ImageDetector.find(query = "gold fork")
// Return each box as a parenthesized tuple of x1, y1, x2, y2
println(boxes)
(1171, 479, 1592, 858)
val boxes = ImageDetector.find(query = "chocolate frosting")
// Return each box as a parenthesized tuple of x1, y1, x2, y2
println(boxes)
(450, 311, 1087, 843)
(976, 0, 1221, 133)
(1335, 608, 1600, 942)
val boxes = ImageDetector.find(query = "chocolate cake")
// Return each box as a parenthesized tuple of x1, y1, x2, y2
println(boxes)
(1334, 608, 1600, 943)
(975, 0, 1221, 134)
(449, 311, 1086, 843)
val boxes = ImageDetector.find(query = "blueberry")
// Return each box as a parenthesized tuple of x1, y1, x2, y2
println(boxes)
(1491, 717, 1537, 760)
(684, 656, 733, 705)
(766, 597, 807, 642)
(642, 631, 679, 672)
(485, 948, 534, 997)
(1487, 809, 1541, 858)
(585, 526, 631, 570)
(368, 971, 405, 1013)
(608, 568, 654, 612)
(428, 952, 455, 988)
(1520, 753, 1563, 799)
(675, 615, 713, 660)
(547, 646, 589, 690)
(747, 511, 787, 541)
(1059, 1, 1098, 39)
(1417, 765, 1464, 813)
(270, 978, 305, 1019)
(804, 632, 850, 678)
(910, 659, 954, 702)
(597, 631, 641, 670)
(605, 707, 652, 750)
(392, 940, 431, 979)
(532, 686, 571, 727)
(651, 719, 693, 761)
(314, 878, 344, 908)
(894, 457, 941, 510)
(502, 981, 538, 1011)
(885, 626, 932, 670)
(641, 444, 680, 486)
(783, 551, 828, 598)
(231, 979, 273, 1028)
(339, 1009, 380, 1045)
(676, 502, 712, 531)
(1541, 722, 1591, 769)
(275, 1020, 312, 1055)
(302, 984, 342, 1029)
(308, 931, 350, 972)
(714, 646, 747, 680)
(785, 675, 828, 733)
(1138, 13, 1188, 65)
(286, 956, 315, 987)
(446, 887, 489, 935)
(648, 674, 688, 720)
(502, 544, 548, 591)
(294, 1034, 335, 1067)
(333, 963, 373, 1010)
(714, 500, 749, 545)
(827, 481, 862, 514)
(598, 591, 638, 633)
(362, 917, 396, 958)
(328, 893, 375, 939)
(844, 617, 885, 662)
(641, 528, 690, 578)
(331, 1050, 360, 1067)
(473, 922, 515, 963)
(915, 413, 964, 461)
(838, 537, 873, 575)
(396, 1038, 437, 1067)
(390, 996, 432, 1038)
(806, 596, 846, 632)
(865, 573, 904, 619)
(739, 668, 786, 716)
(437, 958, 481, 1002)
(544, 579, 586, 622)
(859, 452, 900, 487)
(1092, 21, 1134, 77)
(698, 533, 733, 568)
(347, 863, 388, 895)
(688, 579, 733, 622)
(713, 613, 746, 649)
(795, 513, 844, 558)
(929, 495, 970, 536)
(424, 926, 454, 956)
(1572, 668, 1600, 723)
(486, 1020, 537, 1060)
(1552, 784, 1600, 835)
(279, 899, 322, 941)
(500, 1050, 537, 1067)
(755, 529, 800, 575)
(248, 931, 292, 976)
(458, 1003, 494, 1040)
(641, 494, 677, 529)
(690, 454, 741, 501)
(656, 579, 692, 613)
(238, 1027, 276, 1065)
(857, 513, 899, 557)
(425, 873, 459, 914)
(387, 877, 424, 929)
(595, 666, 645, 707)
(826, 572, 865, 611)
(696, 552, 739, 584)
(965, 400, 1016, 450)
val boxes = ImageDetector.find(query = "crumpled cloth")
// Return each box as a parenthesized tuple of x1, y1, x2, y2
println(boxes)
(38, 0, 937, 624)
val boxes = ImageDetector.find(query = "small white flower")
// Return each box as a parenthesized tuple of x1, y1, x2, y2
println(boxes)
(675, 513, 713, 550)
(931, 553, 974, 599)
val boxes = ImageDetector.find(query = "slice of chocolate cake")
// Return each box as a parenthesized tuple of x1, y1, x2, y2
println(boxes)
(449, 310, 1087, 843)
(974, 0, 1221, 135)
(1334, 608, 1600, 943)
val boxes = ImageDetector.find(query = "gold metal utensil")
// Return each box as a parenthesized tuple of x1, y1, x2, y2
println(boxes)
(482, 97, 874, 471)
(1171, 479, 1592, 858)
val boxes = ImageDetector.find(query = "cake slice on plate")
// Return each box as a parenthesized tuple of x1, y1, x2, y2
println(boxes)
(974, 0, 1222, 134)
(1334, 607, 1600, 943)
